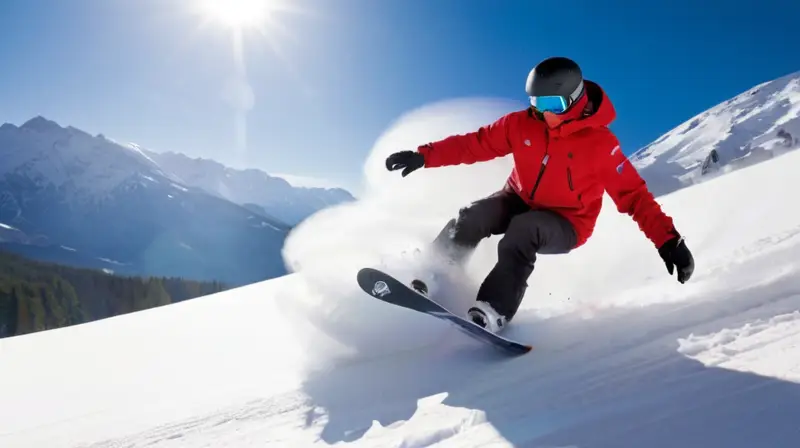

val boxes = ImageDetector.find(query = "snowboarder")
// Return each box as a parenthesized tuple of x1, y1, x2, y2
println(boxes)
(385, 56, 695, 333)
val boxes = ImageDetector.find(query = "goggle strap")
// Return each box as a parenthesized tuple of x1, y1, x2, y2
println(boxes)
(567, 80, 585, 105)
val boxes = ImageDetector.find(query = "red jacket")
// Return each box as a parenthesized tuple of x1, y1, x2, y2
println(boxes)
(417, 81, 676, 249)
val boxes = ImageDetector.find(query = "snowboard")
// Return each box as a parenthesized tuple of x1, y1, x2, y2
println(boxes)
(356, 267, 532, 355)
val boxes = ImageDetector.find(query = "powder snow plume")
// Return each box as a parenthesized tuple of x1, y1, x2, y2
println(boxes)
(276, 97, 522, 362)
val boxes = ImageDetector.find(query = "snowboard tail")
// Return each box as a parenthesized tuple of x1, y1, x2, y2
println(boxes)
(356, 267, 532, 355)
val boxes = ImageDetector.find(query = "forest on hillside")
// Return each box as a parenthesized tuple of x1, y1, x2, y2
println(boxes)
(0, 251, 228, 338)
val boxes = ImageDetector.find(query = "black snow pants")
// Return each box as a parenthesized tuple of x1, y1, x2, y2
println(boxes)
(431, 186, 577, 321)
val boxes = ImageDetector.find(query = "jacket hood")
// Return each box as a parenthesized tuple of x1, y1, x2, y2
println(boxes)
(535, 80, 616, 137)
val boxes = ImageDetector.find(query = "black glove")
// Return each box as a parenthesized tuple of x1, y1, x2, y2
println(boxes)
(658, 234, 694, 284)
(385, 150, 425, 177)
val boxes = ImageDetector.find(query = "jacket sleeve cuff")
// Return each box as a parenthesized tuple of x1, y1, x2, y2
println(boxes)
(416, 143, 435, 167)
(654, 227, 679, 249)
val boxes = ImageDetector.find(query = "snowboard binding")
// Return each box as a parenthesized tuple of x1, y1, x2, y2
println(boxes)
(467, 301, 507, 334)
(410, 279, 429, 297)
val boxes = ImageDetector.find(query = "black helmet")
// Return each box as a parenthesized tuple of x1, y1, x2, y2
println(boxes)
(525, 57, 585, 114)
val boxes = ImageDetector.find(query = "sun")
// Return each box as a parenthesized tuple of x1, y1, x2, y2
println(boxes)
(198, 0, 279, 30)
(189, 0, 312, 158)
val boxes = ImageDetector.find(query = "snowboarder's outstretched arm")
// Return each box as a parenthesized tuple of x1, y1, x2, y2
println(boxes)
(385, 111, 521, 177)
(416, 111, 523, 168)
(595, 135, 694, 283)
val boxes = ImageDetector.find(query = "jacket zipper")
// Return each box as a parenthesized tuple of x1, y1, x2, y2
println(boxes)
(528, 153, 549, 201)
(529, 129, 551, 201)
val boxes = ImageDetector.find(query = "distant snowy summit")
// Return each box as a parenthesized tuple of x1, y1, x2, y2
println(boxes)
(145, 150, 355, 226)
(0, 116, 354, 285)
(632, 70, 800, 196)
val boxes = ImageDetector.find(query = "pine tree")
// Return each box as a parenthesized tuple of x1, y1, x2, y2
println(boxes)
(0, 286, 17, 337)
(14, 286, 31, 335)
(0, 249, 228, 338)
(140, 278, 172, 311)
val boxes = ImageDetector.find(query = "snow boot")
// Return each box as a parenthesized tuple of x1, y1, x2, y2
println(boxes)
(467, 301, 507, 334)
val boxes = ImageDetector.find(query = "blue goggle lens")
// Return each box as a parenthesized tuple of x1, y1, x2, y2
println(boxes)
(530, 95, 568, 114)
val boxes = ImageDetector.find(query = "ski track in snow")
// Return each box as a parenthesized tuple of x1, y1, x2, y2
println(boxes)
(3, 98, 800, 447)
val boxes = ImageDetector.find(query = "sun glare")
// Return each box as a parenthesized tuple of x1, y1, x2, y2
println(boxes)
(190, 0, 311, 165)
(199, 0, 275, 29)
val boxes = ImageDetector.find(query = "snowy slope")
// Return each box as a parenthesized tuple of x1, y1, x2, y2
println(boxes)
(2, 98, 800, 447)
(632, 70, 800, 196)
(145, 150, 355, 226)
(0, 116, 290, 285)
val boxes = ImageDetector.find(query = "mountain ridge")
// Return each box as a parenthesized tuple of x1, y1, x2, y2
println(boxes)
(0, 115, 351, 285)
(144, 150, 355, 226)
(631, 70, 800, 196)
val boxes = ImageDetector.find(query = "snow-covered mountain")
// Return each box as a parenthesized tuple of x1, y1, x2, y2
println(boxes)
(145, 151, 355, 226)
(3, 99, 800, 448)
(632, 70, 800, 196)
(0, 116, 291, 285)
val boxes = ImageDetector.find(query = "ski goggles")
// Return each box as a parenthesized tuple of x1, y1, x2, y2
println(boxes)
(529, 95, 570, 114)
(529, 80, 585, 114)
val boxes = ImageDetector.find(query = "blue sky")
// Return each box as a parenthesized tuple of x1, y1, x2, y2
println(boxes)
(0, 0, 797, 194)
